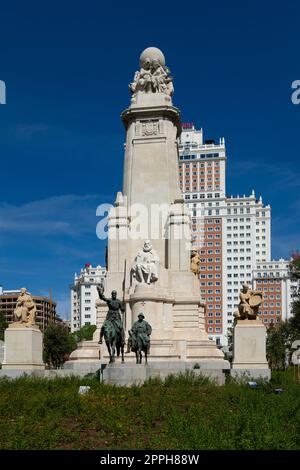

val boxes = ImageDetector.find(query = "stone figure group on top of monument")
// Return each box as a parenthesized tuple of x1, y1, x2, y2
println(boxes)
(126, 313, 152, 364)
(131, 240, 159, 285)
(234, 283, 263, 321)
(129, 47, 174, 97)
(97, 285, 125, 363)
(13, 288, 37, 328)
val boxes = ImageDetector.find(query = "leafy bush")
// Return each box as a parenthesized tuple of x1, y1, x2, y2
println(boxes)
(44, 324, 77, 368)
(70, 324, 97, 342)
(0, 312, 8, 341)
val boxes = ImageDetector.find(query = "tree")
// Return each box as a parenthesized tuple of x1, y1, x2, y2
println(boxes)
(288, 254, 300, 343)
(266, 300, 300, 370)
(266, 322, 289, 370)
(289, 300, 300, 340)
(290, 254, 300, 283)
(265, 255, 300, 370)
(70, 324, 97, 343)
(43, 323, 77, 368)
(0, 312, 8, 341)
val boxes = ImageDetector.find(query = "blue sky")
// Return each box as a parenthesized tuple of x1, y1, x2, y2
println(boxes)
(0, 0, 299, 318)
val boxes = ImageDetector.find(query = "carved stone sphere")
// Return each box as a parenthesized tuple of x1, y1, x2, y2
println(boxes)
(139, 47, 165, 67)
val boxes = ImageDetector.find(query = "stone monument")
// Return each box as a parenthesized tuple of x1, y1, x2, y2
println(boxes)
(97, 47, 229, 384)
(231, 283, 270, 380)
(2, 288, 45, 372)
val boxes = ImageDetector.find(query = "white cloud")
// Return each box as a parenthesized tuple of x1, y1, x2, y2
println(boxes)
(14, 123, 50, 140)
(0, 193, 112, 237)
(234, 159, 300, 191)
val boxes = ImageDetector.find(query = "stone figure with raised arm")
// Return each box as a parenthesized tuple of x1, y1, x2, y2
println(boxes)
(131, 240, 159, 285)
(14, 288, 37, 327)
(234, 282, 263, 320)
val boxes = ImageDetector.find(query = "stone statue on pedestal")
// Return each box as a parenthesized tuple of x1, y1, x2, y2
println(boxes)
(231, 282, 270, 380)
(126, 313, 152, 364)
(97, 285, 125, 363)
(2, 288, 45, 372)
(131, 240, 159, 285)
(13, 288, 37, 327)
(234, 283, 263, 320)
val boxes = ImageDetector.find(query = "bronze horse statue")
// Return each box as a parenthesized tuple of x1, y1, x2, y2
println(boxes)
(102, 321, 125, 364)
(97, 285, 125, 364)
(127, 328, 150, 364)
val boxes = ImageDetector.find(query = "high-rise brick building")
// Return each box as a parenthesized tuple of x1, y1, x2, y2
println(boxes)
(177, 123, 294, 346)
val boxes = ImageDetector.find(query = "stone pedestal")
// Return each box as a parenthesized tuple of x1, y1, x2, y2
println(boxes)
(103, 363, 148, 386)
(231, 320, 270, 380)
(102, 360, 230, 386)
(2, 326, 45, 370)
(64, 340, 101, 373)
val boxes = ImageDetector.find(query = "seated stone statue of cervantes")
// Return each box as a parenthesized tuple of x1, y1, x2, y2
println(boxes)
(131, 240, 159, 285)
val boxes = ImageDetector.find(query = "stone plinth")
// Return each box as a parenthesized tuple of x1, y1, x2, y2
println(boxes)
(2, 326, 45, 370)
(103, 363, 148, 387)
(231, 320, 270, 380)
(64, 340, 101, 373)
(102, 360, 230, 386)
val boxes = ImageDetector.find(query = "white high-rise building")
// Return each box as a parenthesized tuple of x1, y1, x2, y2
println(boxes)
(70, 264, 106, 332)
(178, 123, 272, 346)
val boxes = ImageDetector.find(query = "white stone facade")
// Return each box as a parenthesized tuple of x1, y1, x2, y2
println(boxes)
(70, 264, 106, 332)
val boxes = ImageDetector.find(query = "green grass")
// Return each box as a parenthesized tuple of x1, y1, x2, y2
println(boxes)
(0, 369, 299, 450)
